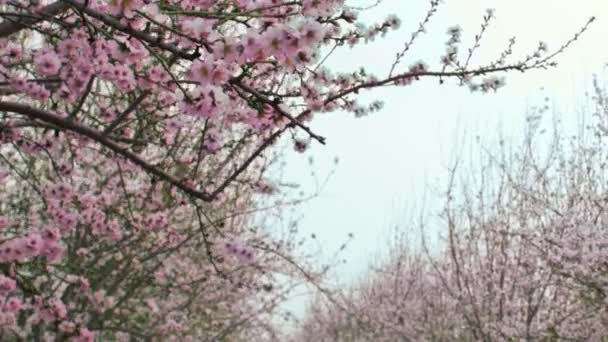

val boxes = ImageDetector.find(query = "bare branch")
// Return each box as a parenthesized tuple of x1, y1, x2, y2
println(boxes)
(0, 1, 69, 37)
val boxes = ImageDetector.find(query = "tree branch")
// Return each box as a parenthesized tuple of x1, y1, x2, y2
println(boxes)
(231, 80, 326, 145)
(60, 0, 202, 60)
(0, 101, 214, 201)
(0, 1, 69, 37)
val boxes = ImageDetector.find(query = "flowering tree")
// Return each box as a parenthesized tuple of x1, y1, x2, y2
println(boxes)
(0, 0, 593, 340)
(294, 78, 608, 341)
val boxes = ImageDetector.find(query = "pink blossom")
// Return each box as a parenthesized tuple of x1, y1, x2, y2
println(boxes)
(2, 42, 22, 61)
(41, 226, 61, 242)
(0, 312, 16, 326)
(42, 241, 65, 263)
(34, 50, 62, 76)
(300, 21, 325, 46)
(4, 297, 22, 313)
(189, 60, 215, 87)
(73, 328, 95, 342)
(25, 233, 44, 254)
(294, 138, 310, 153)
(41, 299, 67, 321)
(0, 216, 11, 231)
(0, 276, 16, 294)
(145, 298, 159, 314)
(78, 277, 90, 291)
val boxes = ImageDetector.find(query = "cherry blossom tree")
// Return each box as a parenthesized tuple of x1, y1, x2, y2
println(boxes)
(0, 0, 593, 340)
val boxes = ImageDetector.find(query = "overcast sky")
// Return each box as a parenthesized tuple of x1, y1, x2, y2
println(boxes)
(277, 0, 608, 318)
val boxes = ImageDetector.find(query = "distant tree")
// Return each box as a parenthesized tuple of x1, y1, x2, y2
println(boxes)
(294, 76, 608, 341)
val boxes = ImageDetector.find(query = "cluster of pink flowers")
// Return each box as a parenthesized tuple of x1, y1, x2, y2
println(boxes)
(74, 328, 96, 342)
(254, 179, 277, 195)
(36, 298, 68, 323)
(293, 138, 310, 153)
(0, 276, 20, 328)
(12, 79, 52, 101)
(0, 227, 64, 263)
(0, 276, 16, 295)
(34, 50, 62, 76)
(142, 212, 169, 231)
(223, 240, 255, 263)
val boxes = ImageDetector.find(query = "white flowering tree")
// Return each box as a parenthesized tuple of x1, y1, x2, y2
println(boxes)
(293, 76, 608, 341)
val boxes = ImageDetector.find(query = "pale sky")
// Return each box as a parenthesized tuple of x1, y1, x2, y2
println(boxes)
(277, 0, 608, 320)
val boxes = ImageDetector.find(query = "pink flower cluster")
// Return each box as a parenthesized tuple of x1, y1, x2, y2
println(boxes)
(12, 78, 51, 101)
(185, 18, 329, 88)
(254, 179, 276, 195)
(73, 328, 96, 342)
(36, 298, 68, 323)
(223, 240, 255, 263)
(0, 275, 16, 294)
(0, 227, 64, 263)
(0, 276, 21, 327)
(142, 212, 168, 231)
(34, 50, 62, 76)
